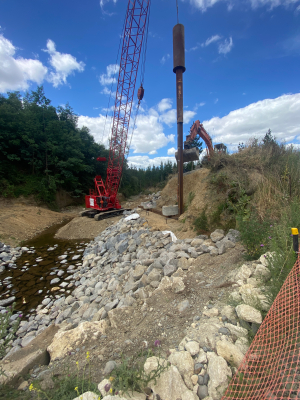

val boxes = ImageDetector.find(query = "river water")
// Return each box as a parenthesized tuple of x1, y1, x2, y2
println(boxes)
(0, 219, 90, 316)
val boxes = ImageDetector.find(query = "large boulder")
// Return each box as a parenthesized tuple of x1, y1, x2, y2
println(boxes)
(207, 352, 232, 399)
(0, 324, 59, 385)
(235, 304, 262, 324)
(216, 340, 245, 368)
(47, 321, 107, 361)
(144, 358, 197, 400)
(210, 229, 224, 243)
(168, 350, 194, 389)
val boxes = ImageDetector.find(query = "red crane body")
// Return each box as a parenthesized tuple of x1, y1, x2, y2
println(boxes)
(85, 0, 150, 213)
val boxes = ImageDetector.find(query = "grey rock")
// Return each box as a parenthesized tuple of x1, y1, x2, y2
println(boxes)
(104, 299, 119, 312)
(198, 375, 204, 385)
(103, 360, 117, 375)
(203, 373, 209, 385)
(226, 229, 240, 243)
(163, 264, 176, 277)
(50, 278, 60, 285)
(0, 296, 16, 306)
(123, 280, 139, 293)
(197, 385, 208, 399)
(218, 327, 231, 335)
(178, 300, 190, 313)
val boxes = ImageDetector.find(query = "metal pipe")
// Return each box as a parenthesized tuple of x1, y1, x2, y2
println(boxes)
(176, 69, 184, 215)
(173, 23, 186, 216)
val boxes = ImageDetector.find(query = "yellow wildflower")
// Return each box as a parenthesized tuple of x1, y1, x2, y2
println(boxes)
(76, 361, 79, 365)
(109, 376, 115, 382)
(29, 384, 35, 392)
(75, 386, 78, 391)
(109, 388, 113, 393)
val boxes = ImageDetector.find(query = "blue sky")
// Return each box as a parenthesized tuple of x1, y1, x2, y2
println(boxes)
(1, 0, 300, 168)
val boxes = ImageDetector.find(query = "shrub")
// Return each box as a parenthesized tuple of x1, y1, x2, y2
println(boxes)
(108, 345, 168, 396)
(236, 209, 272, 260)
(193, 206, 209, 233)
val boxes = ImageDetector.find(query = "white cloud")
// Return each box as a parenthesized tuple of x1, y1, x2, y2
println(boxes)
(296, 4, 300, 11)
(195, 102, 206, 108)
(189, 0, 300, 11)
(0, 34, 47, 93)
(44, 39, 85, 87)
(190, 0, 223, 12)
(184, 110, 197, 124)
(218, 37, 233, 54)
(214, 98, 219, 104)
(100, 0, 117, 15)
(128, 155, 176, 169)
(131, 113, 175, 153)
(160, 54, 170, 65)
(202, 93, 300, 150)
(159, 109, 196, 126)
(78, 98, 196, 156)
(157, 98, 173, 113)
(201, 35, 222, 47)
(159, 109, 176, 126)
(167, 147, 177, 155)
(78, 114, 112, 148)
(99, 64, 119, 86)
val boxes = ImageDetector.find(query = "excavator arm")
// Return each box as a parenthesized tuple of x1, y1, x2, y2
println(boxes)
(185, 120, 214, 156)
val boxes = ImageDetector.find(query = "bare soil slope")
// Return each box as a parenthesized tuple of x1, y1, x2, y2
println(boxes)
(0, 198, 73, 246)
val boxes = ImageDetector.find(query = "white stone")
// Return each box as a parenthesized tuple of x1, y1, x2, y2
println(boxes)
(224, 323, 248, 339)
(235, 304, 262, 324)
(216, 340, 245, 368)
(185, 341, 200, 356)
(172, 276, 185, 293)
(259, 252, 275, 267)
(48, 321, 107, 360)
(235, 337, 250, 355)
(253, 264, 271, 281)
(196, 348, 207, 364)
(207, 352, 232, 399)
(146, 363, 197, 400)
(168, 351, 194, 390)
(235, 264, 252, 282)
(203, 308, 219, 317)
(220, 305, 237, 322)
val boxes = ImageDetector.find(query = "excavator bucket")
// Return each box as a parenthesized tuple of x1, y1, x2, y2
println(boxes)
(175, 147, 199, 163)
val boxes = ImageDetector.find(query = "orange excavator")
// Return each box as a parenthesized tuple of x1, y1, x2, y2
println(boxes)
(176, 120, 226, 163)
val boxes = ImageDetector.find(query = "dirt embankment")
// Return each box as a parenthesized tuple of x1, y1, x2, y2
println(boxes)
(0, 198, 75, 247)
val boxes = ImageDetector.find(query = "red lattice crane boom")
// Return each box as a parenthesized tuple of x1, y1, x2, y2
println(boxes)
(85, 0, 150, 216)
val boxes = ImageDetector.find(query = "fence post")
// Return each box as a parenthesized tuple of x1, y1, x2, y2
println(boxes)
(291, 227, 299, 253)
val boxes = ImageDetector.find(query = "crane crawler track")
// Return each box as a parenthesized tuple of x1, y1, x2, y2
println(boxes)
(79, 208, 131, 221)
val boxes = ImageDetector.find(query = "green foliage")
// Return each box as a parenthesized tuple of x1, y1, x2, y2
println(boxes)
(0, 303, 21, 359)
(236, 209, 272, 260)
(263, 201, 300, 304)
(0, 86, 174, 204)
(108, 347, 168, 396)
(193, 206, 209, 233)
(184, 191, 195, 212)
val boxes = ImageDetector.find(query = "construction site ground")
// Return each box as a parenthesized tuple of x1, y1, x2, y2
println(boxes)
(0, 169, 212, 246)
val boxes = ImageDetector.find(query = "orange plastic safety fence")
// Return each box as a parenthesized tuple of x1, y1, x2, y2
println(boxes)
(221, 254, 300, 400)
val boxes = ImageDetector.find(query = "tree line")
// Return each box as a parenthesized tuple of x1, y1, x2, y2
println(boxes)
(0, 86, 178, 204)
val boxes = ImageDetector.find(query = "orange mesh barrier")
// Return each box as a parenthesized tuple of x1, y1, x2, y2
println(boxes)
(221, 254, 300, 400)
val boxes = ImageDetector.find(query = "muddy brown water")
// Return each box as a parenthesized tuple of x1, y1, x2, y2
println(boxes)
(0, 219, 91, 316)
